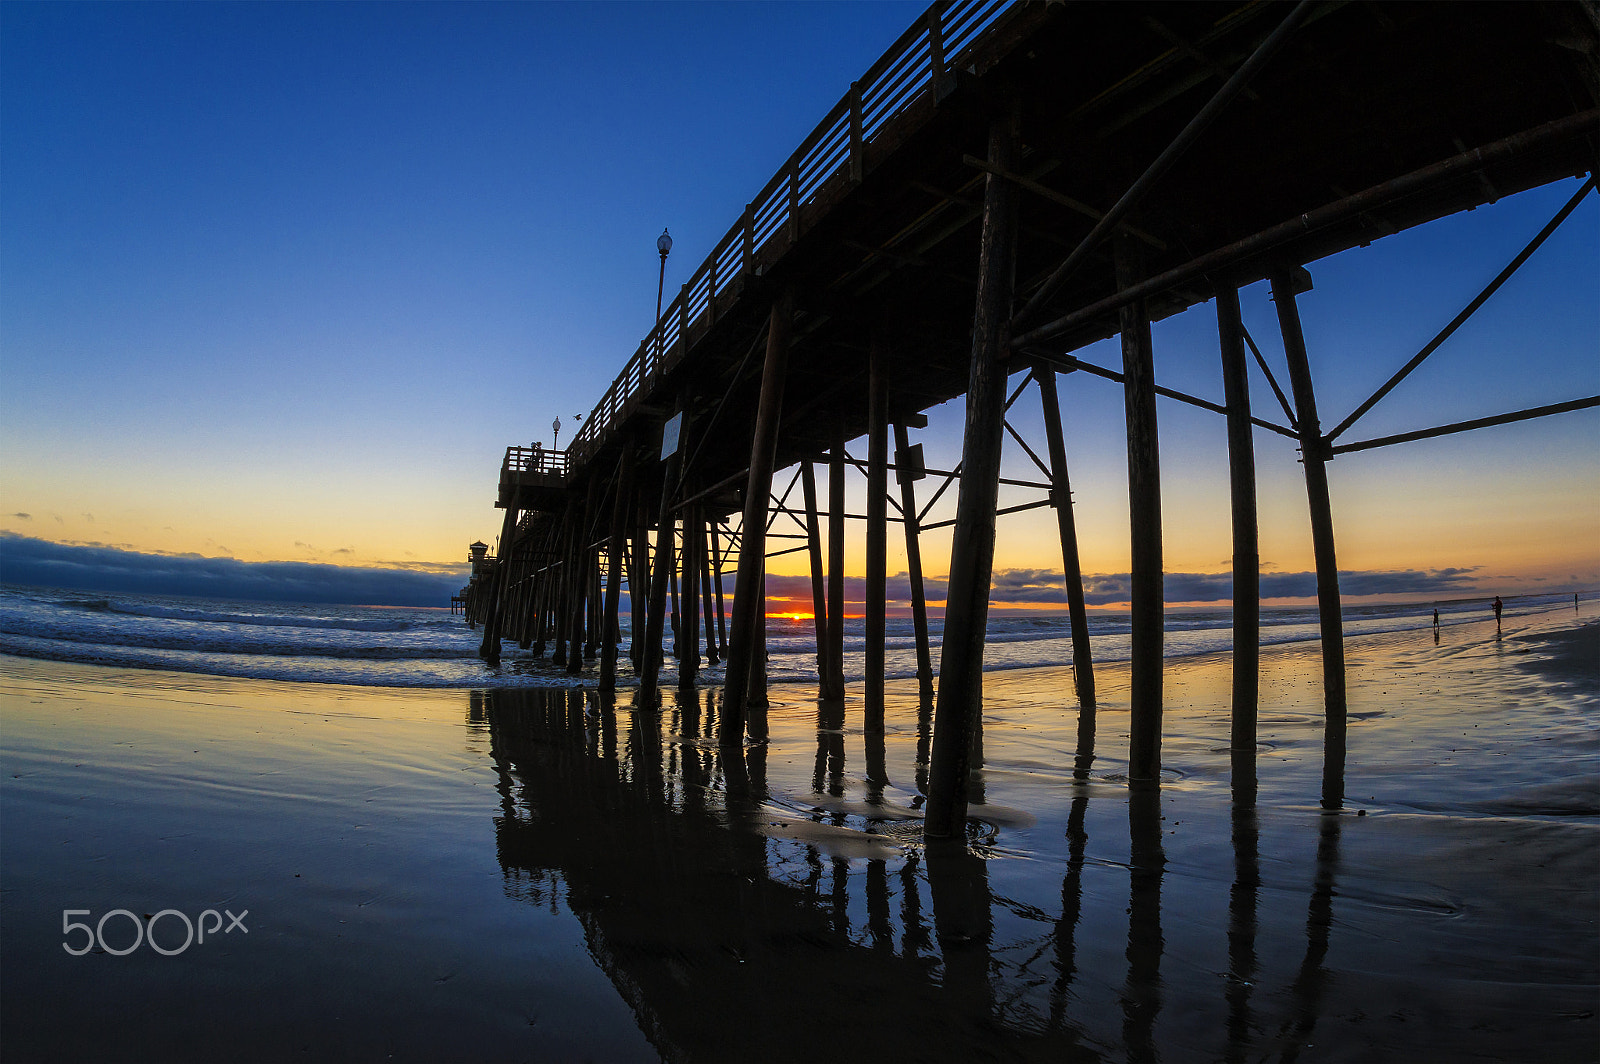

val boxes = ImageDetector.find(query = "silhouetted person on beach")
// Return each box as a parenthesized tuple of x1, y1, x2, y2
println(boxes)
(1432, 608, 1440, 628)
(1492, 596, 1503, 628)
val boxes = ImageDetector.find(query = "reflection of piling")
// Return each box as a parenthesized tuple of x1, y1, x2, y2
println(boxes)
(1124, 785, 1166, 1063)
(1225, 797, 1260, 1064)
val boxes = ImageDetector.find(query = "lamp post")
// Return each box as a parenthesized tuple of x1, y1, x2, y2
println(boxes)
(655, 228, 672, 358)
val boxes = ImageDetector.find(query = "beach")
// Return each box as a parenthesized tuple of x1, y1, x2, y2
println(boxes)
(2, 606, 1595, 1062)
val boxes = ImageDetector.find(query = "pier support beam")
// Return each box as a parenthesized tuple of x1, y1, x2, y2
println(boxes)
(722, 290, 794, 743)
(600, 444, 636, 692)
(641, 417, 685, 706)
(865, 335, 889, 735)
(478, 503, 521, 665)
(1036, 367, 1096, 706)
(926, 108, 1018, 838)
(551, 516, 574, 667)
(825, 425, 847, 700)
(711, 521, 728, 656)
(566, 477, 598, 676)
(1216, 286, 1260, 761)
(1271, 267, 1347, 727)
(894, 422, 935, 706)
(1117, 235, 1163, 785)
(802, 460, 832, 698)
(679, 498, 701, 687)
(700, 515, 719, 666)
(630, 487, 649, 669)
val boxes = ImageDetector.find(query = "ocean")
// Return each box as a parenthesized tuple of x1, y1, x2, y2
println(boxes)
(0, 582, 1578, 689)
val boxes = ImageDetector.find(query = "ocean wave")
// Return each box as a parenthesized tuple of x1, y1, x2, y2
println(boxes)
(0, 634, 606, 689)
(92, 600, 417, 633)
(0, 621, 470, 661)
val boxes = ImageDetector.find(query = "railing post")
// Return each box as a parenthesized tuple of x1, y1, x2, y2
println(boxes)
(928, 7, 951, 102)
(743, 203, 755, 276)
(849, 82, 865, 184)
(788, 168, 801, 245)
(677, 283, 688, 354)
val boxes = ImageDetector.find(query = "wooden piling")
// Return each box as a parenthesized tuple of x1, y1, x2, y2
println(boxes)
(641, 419, 685, 706)
(551, 516, 573, 667)
(587, 560, 602, 658)
(894, 422, 936, 706)
(926, 108, 1019, 838)
(865, 335, 889, 735)
(669, 539, 681, 659)
(699, 514, 719, 666)
(680, 498, 701, 687)
(826, 426, 847, 700)
(600, 443, 636, 692)
(567, 477, 599, 676)
(478, 503, 520, 665)
(721, 291, 793, 743)
(1270, 267, 1347, 722)
(801, 460, 833, 696)
(710, 520, 728, 654)
(630, 486, 649, 669)
(1035, 367, 1096, 705)
(748, 571, 770, 731)
(1215, 285, 1260, 752)
(1116, 235, 1164, 785)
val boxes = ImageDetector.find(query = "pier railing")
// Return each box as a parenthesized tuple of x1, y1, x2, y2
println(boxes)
(503, 446, 570, 478)
(564, 0, 1016, 471)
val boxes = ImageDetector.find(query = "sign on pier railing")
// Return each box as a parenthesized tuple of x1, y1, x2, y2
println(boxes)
(562, 0, 1015, 471)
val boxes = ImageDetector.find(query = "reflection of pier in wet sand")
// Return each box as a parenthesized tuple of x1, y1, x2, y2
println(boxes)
(470, 623, 1599, 1062)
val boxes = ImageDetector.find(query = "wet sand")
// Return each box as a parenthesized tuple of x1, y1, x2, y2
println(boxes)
(2, 608, 1596, 1062)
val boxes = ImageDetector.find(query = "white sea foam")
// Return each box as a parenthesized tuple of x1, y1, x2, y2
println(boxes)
(0, 583, 1579, 689)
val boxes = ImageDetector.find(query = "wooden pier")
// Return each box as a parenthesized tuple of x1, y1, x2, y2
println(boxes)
(464, 0, 1598, 836)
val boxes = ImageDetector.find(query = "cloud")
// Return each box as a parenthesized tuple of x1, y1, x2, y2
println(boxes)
(0, 533, 468, 607)
(988, 565, 1485, 604)
(9, 513, 30, 520)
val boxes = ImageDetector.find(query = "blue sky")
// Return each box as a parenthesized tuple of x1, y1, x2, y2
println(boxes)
(2, 1, 1595, 607)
